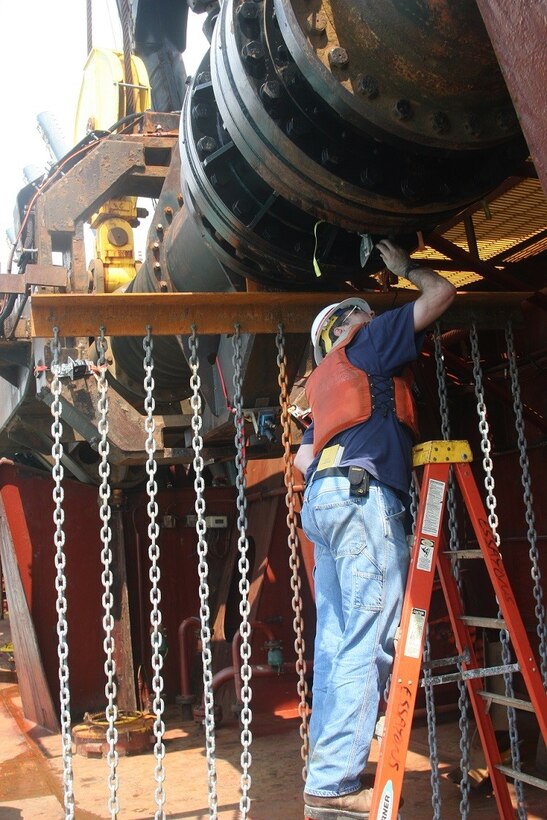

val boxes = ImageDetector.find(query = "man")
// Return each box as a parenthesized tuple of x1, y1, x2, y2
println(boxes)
(295, 239, 455, 818)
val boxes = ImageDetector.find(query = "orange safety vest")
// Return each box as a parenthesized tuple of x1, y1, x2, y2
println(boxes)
(306, 324, 420, 456)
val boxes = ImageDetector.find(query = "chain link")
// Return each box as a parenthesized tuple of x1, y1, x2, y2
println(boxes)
(189, 326, 218, 818)
(505, 322, 547, 686)
(470, 323, 526, 817)
(434, 324, 470, 817)
(143, 327, 166, 819)
(51, 328, 75, 819)
(275, 324, 310, 782)
(97, 329, 119, 818)
(232, 326, 253, 818)
(422, 631, 442, 819)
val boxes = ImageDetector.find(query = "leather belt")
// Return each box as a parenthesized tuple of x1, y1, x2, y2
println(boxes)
(312, 466, 351, 481)
(311, 465, 370, 496)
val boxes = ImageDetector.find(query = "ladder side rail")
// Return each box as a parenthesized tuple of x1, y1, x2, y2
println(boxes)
(436, 545, 515, 818)
(455, 462, 547, 741)
(369, 463, 450, 820)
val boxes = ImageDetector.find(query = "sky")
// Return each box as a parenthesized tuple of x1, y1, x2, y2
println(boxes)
(0, 0, 208, 271)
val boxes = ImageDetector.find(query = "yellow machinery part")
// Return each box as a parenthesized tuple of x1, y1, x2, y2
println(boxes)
(74, 47, 151, 140)
(74, 50, 151, 292)
(93, 217, 137, 293)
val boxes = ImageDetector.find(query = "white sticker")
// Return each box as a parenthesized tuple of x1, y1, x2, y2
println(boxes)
(421, 478, 445, 536)
(404, 608, 426, 659)
(416, 537, 435, 572)
(378, 779, 395, 820)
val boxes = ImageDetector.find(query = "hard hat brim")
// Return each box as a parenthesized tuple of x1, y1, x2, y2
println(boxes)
(313, 297, 372, 364)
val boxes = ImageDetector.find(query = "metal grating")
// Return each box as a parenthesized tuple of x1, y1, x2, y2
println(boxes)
(402, 177, 547, 288)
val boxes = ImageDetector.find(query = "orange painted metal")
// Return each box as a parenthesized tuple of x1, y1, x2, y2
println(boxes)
(29, 291, 532, 338)
(369, 458, 546, 820)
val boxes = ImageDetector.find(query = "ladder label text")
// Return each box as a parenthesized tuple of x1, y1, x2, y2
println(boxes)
(421, 478, 445, 536)
(404, 607, 426, 658)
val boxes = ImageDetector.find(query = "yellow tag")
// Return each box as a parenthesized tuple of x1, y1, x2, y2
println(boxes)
(313, 220, 324, 277)
(317, 444, 344, 470)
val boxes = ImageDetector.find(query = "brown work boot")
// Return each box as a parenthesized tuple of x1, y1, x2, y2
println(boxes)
(304, 785, 372, 819)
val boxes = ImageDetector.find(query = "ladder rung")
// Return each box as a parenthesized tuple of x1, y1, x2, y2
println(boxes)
(423, 648, 471, 671)
(496, 764, 547, 792)
(459, 615, 506, 629)
(420, 662, 519, 688)
(478, 690, 534, 712)
(443, 549, 484, 559)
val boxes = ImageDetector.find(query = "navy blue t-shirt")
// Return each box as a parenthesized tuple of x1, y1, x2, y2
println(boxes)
(302, 302, 424, 495)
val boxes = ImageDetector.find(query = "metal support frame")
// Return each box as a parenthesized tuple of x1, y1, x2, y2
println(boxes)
(30, 291, 532, 337)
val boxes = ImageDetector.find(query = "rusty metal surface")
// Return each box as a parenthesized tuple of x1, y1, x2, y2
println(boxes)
(30, 290, 532, 337)
(0, 266, 67, 294)
(279, 0, 518, 150)
(72, 711, 154, 757)
(204, 0, 527, 249)
(42, 140, 151, 232)
(474, 0, 547, 197)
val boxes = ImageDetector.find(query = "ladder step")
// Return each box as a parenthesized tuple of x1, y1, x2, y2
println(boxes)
(496, 765, 547, 792)
(458, 615, 506, 629)
(421, 662, 519, 688)
(443, 549, 484, 559)
(478, 690, 534, 712)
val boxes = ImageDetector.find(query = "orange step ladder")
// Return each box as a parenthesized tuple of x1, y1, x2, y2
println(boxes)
(369, 440, 547, 820)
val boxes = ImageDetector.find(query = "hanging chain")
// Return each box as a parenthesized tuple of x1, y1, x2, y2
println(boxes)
(470, 323, 526, 817)
(97, 329, 119, 818)
(434, 324, 463, 590)
(434, 324, 470, 817)
(275, 324, 309, 782)
(505, 322, 547, 686)
(143, 327, 166, 819)
(189, 326, 218, 818)
(232, 325, 253, 818)
(422, 631, 442, 819)
(51, 328, 75, 819)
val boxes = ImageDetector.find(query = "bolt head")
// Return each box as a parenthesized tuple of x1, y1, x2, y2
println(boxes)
(197, 135, 218, 157)
(237, 1, 259, 20)
(241, 40, 265, 63)
(306, 11, 327, 33)
(464, 116, 482, 138)
(328, 47, 349, 68)
(233, 197, 253, 219)
(286, 116, 308, 138)
(356, 74, 378, 99)
(260, 80, 282, 102)
(321, 146, 341, 167)
(192, 102, 211, 120)
(360, 166, 381, 188)
(282, 64, 299, 88)
(393, 99, 413, 121)
(430, 111, 450, 134)
(497, 109, 515, 131)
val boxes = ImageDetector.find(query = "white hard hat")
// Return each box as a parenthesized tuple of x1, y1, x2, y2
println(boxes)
(311, 297, 372, 364)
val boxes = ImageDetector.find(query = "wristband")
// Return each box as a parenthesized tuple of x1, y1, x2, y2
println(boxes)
(401, 260, 423, 279)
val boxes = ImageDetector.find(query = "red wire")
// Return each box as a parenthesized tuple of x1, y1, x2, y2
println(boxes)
(215, 355, 235, 413)
(7, 134, 111, 274)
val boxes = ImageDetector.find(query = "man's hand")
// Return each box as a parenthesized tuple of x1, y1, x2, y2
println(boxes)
(376, 238, 456, 331)
(376, 239, 412, 278)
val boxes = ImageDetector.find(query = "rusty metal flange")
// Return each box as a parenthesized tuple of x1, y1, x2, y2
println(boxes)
(72, 710, 154, 758)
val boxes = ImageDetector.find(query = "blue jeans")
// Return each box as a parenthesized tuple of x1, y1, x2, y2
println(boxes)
(301, 474, 410, 797)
